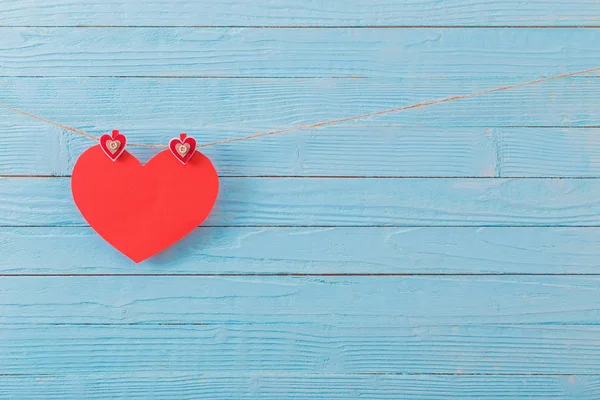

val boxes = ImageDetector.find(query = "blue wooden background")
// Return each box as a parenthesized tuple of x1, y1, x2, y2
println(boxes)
(1, 1, 600, 398)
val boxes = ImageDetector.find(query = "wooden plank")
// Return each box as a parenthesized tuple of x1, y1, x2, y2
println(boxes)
(0, 374, 593, 399)
(2, 77, 600, 177)
(3, 77, 596, 131)
(0, 277, 600, 374)
(2, 227, 600, 274)
(1, 0, 598, 27)
(1, 28, 599, 77)
(1, 275, 599, 325)
(2, 177, 600, 227)
(500, 128, 600, 177)
(0, 125, 499, 178)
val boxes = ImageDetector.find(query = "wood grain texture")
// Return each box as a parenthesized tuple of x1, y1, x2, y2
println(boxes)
(0, 124, 499, 178)
(11, 323, 600, 375)
(2, 275, 600, 325)
(1, 277, 600, 375)
(3, 0, 600, 395)
(2, 227, 600, 274)
(0, 374, 595, 400)
(3, 177, 600, 227)
(1, 28, 599, 77)
(2, 77, 600, 177)
(3, 77, 596, 131)
(499, 128, 600, 177)
(1, 0, 598, 26)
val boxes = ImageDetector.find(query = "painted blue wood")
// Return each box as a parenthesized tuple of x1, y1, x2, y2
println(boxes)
(2, 78, 600, 177)
(0, 274, 599, 327)
(500, 128, 600, 177)
(2, 0, 600, 396)
(2, 276, 600, 379)
(1, 124, 500, 177)
(3, 227, 600, 274)
(3, 177, 600, 227)
(0, 374, 593, 399)
(1, 323, 600, 375)
(1, 28, 599, 77)
(1, 0, 598, 26)
(2, 77, 595, 132)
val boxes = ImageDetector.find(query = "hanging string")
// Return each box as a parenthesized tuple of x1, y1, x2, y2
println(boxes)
(0, 103, 99, 141)
(1, 66, 599, 149)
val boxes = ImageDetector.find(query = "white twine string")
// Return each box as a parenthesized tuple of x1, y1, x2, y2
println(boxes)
(1, 67, 599, 148)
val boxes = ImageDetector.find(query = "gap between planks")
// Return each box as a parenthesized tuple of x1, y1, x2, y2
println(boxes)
(3, 76, 600, 79)
(8, 225, 600, 228)
(5, 321, 599, 326)
(2, 25, 600, 29)
(3, 273, 600, 277)
(5, 176, 600, 179)
(0, 372, 597, 377)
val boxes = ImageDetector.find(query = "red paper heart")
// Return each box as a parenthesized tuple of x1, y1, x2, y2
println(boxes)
(169, 133, 197, 164)
(100, 130, 127, 161)
(71, 146, 219, 263)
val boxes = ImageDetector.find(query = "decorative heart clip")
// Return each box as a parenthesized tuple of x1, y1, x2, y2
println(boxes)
(100, 129, 127, 161)
(169, 133, 197, 165)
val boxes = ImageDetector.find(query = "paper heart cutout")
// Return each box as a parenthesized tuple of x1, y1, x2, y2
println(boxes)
(169, 134, 197, 164)
(100, 130, 127, 161)
(71, 145, 219, 263)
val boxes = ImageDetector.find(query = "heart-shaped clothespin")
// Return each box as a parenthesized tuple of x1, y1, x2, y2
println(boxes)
(100, 130, 127, 161)
(169, 133, 197, 165)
